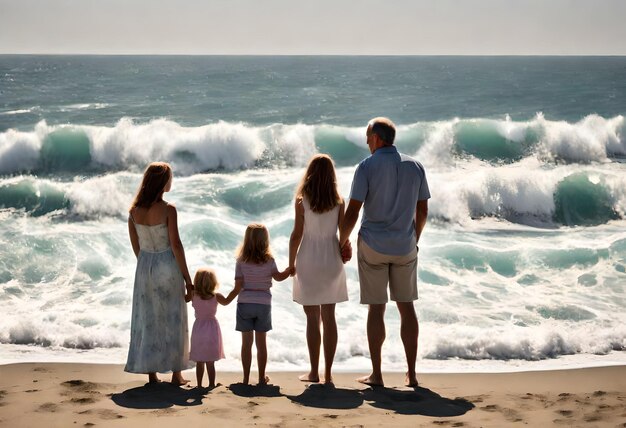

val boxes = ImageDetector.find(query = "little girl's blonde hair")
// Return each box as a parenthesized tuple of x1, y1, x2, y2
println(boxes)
(193, 268, 219, 300)
(236, 223, 273, 264)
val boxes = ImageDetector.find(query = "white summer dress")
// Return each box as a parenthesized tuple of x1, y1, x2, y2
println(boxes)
(293, 197, 348, 305)
(124, 219, 190, 374)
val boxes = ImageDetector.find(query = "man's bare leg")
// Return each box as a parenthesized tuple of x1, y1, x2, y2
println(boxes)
(357, 303, 386, 386)
(397, 301, 419, 387)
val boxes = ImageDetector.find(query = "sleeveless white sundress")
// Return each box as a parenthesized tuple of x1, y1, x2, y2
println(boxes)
(293, 197, 348, 305)
(124, 220, 190, 374)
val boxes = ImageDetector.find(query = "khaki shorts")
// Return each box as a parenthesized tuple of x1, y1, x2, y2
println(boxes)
(357, 237, 418, 304)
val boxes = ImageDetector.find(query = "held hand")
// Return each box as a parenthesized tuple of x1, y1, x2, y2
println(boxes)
(184, 293, 192, 303)
(340, 240, 352, 263)
(288, 265, 296, 277)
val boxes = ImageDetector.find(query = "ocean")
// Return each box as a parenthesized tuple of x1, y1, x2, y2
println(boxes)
(0, 55, 625, 372)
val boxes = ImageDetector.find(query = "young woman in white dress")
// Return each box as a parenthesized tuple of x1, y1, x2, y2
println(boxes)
(288, 154, 348, 384)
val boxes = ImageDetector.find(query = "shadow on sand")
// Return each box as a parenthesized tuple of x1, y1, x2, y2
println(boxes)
(287, 383, 364, 409)
(110, 381, 474, 418)
(361, 385, 475, 417)
(227, 382, 282, 398)
(110, 382, 206, 409)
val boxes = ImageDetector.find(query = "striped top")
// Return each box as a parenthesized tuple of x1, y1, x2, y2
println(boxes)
(235, 259, 278, 305)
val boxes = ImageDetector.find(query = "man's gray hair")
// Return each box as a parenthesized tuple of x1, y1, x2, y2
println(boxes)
(368, 117, 396, 145)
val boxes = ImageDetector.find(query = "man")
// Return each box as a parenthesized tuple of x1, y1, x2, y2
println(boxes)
(339, 117, 429, 387)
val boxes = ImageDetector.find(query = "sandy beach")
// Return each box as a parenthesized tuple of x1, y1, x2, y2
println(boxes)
(0, 363, 624, 427)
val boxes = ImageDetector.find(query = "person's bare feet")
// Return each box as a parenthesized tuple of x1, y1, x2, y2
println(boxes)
(323, 377, 334, 386)
(406, 372, 418, 387)
(148, 373, 160, 384)
(258, 375, 270, 385)
(299, 373, 320, 383)
(171, 376, 190, 386)
(357, 374, 384, 387)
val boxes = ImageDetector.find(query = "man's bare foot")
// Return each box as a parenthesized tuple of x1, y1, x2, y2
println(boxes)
(171, 376, 190, 386)
(258, 375, 270, 385)
(242, 377, 249, 385)
(406, 372, 418, 387)
(357, 374, 384, 387)
(148, 373, 160, 384)
(323, 377, 334, 386)
(299, 373, 320, 383)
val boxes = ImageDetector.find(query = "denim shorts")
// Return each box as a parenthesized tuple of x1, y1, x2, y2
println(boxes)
(236, 303, 272, 332)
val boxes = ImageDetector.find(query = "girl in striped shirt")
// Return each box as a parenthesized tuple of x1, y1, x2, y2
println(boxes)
(223, 223, 291, 385)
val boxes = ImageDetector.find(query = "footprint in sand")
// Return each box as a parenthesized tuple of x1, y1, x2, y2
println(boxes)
(480, 404, 499, 412)
(37, 402, 59, 413)
(152, 408, 178, 415)
(70, 397, 97, 405)
(556, 409, 573, 417)
(61, 380, 100, 392)
(79, 409, 123, 420)
(583, 413, 603, 423)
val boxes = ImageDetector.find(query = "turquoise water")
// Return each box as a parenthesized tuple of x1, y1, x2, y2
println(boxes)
(0, 56, 625, 371)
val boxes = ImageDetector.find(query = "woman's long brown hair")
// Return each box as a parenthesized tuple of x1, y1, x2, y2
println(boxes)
(296, 154, 342, 213)
(130, 162, 172, 210)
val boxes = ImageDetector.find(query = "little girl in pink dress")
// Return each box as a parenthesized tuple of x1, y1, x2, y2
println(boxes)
(189, 268, 228, 388)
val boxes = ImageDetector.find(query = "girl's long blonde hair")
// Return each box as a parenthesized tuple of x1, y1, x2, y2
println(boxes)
(296, 154, 342, 213)
(130, 162, 172, 210)
(236, 223, 273, 264)
(194, 268, 219, 300)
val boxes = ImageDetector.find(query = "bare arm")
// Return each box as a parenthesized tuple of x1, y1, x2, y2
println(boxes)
(215, 292, 228, 305)
(288, 198, 304, 275)
(339, 198, 363, 246)
(415, 199, 428, 244)
(166, 204, 193, 292)
(128, 216, 140, 258)
(223, 279, 243, 305)
(272, 267, 291, 282)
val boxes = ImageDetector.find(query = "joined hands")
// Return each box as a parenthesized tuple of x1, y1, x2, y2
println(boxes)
(340, 240, 352, 263)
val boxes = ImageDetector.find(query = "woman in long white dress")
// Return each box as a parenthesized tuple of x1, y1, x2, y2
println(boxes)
(125, 162, 193, 385)
(288, 154, 348, 384)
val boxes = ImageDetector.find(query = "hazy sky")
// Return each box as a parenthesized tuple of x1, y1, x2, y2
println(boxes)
(1, 0, 625, 55)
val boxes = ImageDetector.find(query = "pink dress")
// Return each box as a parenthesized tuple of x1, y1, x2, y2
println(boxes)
(189, 295, 225, 362)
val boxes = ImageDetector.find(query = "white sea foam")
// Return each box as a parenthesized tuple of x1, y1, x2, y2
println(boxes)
(0, 107, 37, 116)
(59, 103, 112, 112)
(536, 114, 625, 162)
(0, 115, 623, 175)
(0, 127, 42, 173)
(66, 174, 133, 218)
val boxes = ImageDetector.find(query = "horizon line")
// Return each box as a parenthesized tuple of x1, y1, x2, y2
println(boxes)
(1, 53, 626, 57)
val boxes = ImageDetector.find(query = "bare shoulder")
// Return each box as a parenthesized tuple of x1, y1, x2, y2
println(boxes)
(165, 202, 177, 213)
(295, 196, 304, 210)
